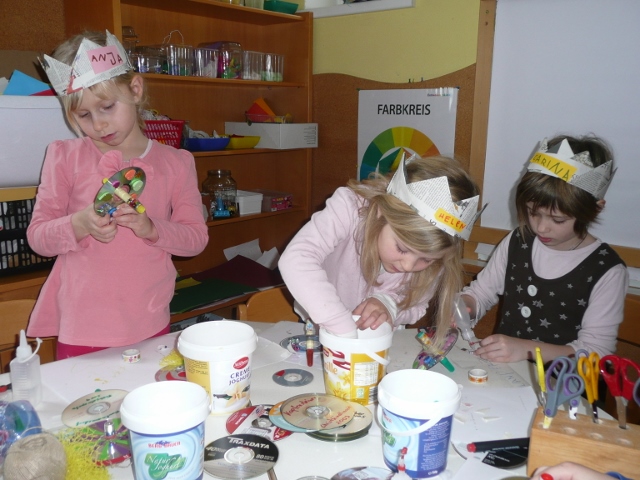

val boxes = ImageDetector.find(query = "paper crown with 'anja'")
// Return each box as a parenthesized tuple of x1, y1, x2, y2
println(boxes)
(527, 138, 615, 200)
(41, 30, 133, 96)
(387, 154, 486, 241)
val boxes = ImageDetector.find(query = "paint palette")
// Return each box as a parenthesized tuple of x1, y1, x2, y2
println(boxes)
(413, 327, 458, 370)
(94, 167, 146, 216)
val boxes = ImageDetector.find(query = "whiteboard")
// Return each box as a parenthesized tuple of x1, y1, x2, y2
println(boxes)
(481, 0, 640, 250)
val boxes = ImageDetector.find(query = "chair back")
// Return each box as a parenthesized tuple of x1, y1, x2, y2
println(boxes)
(0, 299, 36, 346)
(237, 286, 299, 322)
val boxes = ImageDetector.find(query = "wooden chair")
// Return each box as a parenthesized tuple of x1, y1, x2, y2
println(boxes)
(236, 286, 299, 323)
(0, 299, 37, 346)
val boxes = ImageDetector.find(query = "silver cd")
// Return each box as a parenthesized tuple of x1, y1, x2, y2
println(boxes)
(307, 401, 373, 442)
(280, 393, 356, 431)
(272, 368, 314, 387)
(331, 467, 393, 479)
(61, 389, 128, 428)
(204, 434, 278, 479)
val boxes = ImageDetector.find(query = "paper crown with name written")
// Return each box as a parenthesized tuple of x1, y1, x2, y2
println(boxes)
(386, 154, 486, 240)
(41, 30, 133, 96)
(527, 138, 615, 199)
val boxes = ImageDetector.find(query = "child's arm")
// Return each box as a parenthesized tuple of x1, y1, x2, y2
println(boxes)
(461, 232, 513, 324)
(569, 263, 628, 357)
(474, 335, 574, 363)
(279, 188, 360, 336)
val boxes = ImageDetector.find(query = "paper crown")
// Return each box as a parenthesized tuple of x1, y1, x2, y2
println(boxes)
(527, 138, 615, 199)
(41, 30, 133, 96)
(386, 154, 485, 240)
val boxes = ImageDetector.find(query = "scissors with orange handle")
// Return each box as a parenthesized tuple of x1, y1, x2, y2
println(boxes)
(599, 355, 640, 429)
(577, 351, 600, 423)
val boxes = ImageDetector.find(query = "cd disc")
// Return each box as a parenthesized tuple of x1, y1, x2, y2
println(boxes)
(272, 368, 314, 387)
(154, 365, 187, 382)
(204, 434, 278, 479)
(280, 335, 322, 354)
(226, 404, 293, 441)
(62, 389, 128, 428)
(268, 402, 317, 433)
(306, 401, 372, 442)
(280, 393, 356, 431)
(331, 467, 393, 480)
(76, 417, 132, 466)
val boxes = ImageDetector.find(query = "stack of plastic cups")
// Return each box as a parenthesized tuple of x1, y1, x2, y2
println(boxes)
(242, 51, 264, 80)
(263, 53, 284, 82)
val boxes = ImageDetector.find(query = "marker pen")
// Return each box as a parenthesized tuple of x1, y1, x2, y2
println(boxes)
(466, 437, 530, 453)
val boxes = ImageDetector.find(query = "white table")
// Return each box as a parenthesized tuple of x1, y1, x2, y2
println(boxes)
(0, 322, 591, 480)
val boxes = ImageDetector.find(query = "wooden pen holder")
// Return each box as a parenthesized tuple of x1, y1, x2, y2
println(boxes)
(528, 406, 640, 477)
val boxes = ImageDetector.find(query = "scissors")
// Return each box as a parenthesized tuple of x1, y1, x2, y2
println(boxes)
(543, 356, 585, 428)
(535, 347, 546, 407)
(577, 351, 600, 422)
(599, 355, 640, 429)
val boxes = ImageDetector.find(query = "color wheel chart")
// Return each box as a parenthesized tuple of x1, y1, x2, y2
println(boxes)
(359, 126, 440, 180)
(357, 88, 458, 181)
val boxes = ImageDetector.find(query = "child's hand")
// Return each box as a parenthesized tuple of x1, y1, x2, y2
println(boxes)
(473, 334, 531, 363)
(531, 461, 615, 480)
(111, 204, 159, 242)
(353, 298, 392, 330)
(71, 204, 117, 243)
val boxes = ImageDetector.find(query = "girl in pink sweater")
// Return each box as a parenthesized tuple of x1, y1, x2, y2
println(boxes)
(27, 31, 208, 358)
(280, 155, 482, 344)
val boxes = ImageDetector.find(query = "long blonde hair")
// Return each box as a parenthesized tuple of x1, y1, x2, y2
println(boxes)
(51, 31, 147, 136)
(349, 155, 479, 347)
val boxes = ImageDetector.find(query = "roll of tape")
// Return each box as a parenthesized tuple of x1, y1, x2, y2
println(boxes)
(122, 349, 141, 363)
(468, 368, 488, 383)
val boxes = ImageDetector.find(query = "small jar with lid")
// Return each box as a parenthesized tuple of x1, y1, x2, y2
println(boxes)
(202, 169, 238, 219)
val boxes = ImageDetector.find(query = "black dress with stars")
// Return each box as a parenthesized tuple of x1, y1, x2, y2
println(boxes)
(496, 230, 625, 345)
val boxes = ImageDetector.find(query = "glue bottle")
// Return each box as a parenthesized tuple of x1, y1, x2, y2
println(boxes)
(9, 330, 43, 407)
(453, 294, 480, 350)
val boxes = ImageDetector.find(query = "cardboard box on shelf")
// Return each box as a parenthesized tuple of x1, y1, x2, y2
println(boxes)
(237, 190, 263, 216)
(249, 189, 293, 212)
(225, 122, 318, 149)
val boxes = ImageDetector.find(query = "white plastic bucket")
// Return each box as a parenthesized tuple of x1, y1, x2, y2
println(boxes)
(377, 370, 461, 478)
(177, 321, 258, 415)
(319, 322, 393, 405)
(120, 381, 210, 480)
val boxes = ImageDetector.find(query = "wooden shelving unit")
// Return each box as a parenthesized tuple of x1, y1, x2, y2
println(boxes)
(64, 0, 314, 277)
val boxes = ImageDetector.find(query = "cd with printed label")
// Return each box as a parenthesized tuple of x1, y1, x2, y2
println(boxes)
(306, 401, 372, 442)
(226, 404, 293, 441)
(272, 368, 314, 387)
(331, 466, 393, 480)
(280, 393, 356, 431)
(62, 389, 128, 428)
(154, 365, 187, 382)
(268, 402, 317, 433)
(204, 434, 278, 479)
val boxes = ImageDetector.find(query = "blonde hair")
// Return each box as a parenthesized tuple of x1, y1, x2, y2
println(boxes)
(349, 155, 479, 347)
(51, 31, 147, 136)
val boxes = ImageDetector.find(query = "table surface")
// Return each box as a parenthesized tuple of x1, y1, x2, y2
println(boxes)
(0, 321, 601, 480)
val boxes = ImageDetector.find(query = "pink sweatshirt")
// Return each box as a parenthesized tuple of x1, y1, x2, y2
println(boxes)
(26, 137, 208, 347)
(279, 187, 429, 335)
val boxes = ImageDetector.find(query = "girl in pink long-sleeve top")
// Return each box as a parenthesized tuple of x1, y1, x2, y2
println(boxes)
(27, 31, 208, 359)
(279, 154, 483, 347)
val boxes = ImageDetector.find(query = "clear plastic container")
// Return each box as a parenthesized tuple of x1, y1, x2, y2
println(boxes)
(242, 51, 264, 80)
(263, 53, 284, 82)
(166, 44, 194, 76)
(194, 48, 219, 78)
(202, 169, 238, 219)
(216, 42, 243, 79)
